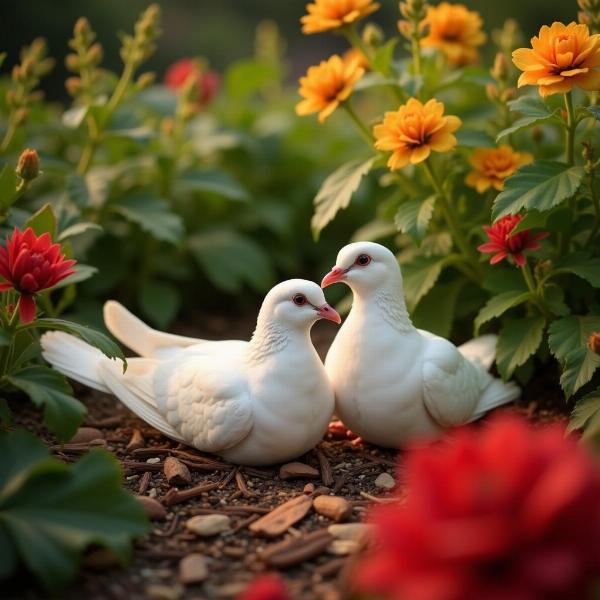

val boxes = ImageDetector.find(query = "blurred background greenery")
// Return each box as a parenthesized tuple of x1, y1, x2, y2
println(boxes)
(4, 0, 574, 101)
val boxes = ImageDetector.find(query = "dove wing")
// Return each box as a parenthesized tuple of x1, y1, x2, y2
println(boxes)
(421, 337, 484, 427)
(155, 355, 254, 453)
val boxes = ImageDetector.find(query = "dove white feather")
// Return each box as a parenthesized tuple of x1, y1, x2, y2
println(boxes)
(322, 242, 520, 448)
(42, 279, 340, 465)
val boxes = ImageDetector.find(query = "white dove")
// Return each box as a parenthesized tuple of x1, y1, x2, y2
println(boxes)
(41, 279, 341, 466)
(321, 241, 520, 448)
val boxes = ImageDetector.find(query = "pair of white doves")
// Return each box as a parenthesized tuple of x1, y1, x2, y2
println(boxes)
(42, 242, 519, 466)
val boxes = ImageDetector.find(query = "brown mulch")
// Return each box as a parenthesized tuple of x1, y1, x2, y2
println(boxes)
(4, 317, 569, 600)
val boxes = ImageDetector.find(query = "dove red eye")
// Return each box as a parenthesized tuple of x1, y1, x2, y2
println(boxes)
(292, 294, 307, 306)
(355, 254, 371, 266)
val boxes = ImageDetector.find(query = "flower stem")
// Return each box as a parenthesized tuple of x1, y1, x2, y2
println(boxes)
(423, 160, 482, 281)
(521, 262, 537, 294)
(0, 118, 17, 153)
(410, 36, 422, 78)
(342, 102, 374, 145)
(564, 92, 576, 166)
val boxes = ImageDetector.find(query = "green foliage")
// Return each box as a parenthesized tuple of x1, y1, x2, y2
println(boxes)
(394, 195, 437, 242)
(0, 429, 149, 593)
(568, 388, 600, 439)
(474, 290, 532, 334)
(496, 317, 546, 379)
(496, 96, 562, 141)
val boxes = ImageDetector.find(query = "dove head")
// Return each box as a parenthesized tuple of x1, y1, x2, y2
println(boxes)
(321, 241, 401, 295)
(261, 279, 341, 330)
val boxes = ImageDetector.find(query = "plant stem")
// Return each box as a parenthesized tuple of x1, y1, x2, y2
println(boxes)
(564, 92, 576, 166)
(521, 262, 537, 295)
(422, 160, 482, 281)
(410, 36, 422, 78)
(0, 118, 17, 153)
(342, 102, 374, 145)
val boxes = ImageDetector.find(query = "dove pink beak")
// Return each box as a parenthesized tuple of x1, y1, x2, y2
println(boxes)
(321, 267, 347, 288)
(317, 303, 342, 324)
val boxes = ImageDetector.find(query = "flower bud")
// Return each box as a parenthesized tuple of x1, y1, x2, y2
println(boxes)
(501, 87, 516, 102)
(363, 23, 384, 47)
(65, 77, 82, 96)
(137, 71, 156, 90)
(16, 148, 40, 181)
(486, 83, 499, 101)
(491, 52, 508, 81)
(397, 20, 412, 38)
(65, 53, 80, 71)
(588, 332, 600, 355)
(87, 43, 103, 66)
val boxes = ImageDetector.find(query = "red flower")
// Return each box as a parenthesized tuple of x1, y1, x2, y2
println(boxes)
(164, 58, 219, 106)
(237, 574, 292, 600)
(478, 214, 548, 267)
(0, 228, 76, 323)
(353, 416, 600, 600)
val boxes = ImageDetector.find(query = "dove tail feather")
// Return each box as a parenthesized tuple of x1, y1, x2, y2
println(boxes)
(458, 334, 498, 371)
(97, 359, 185, 443)
(470, 378, 521, 422)
(41, 331, 111, 393)
(103, 300, 200, 359)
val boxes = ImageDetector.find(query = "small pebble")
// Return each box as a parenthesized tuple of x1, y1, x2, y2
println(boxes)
(136, 496, 167, 521)
(374, 472, 396, 490)
(328, 523, 374, 542)
(70, 427, 104, 444)
(279, 461, 320, 480)
(186, 514, 231, 537)
(327, 539, 359, 556)
(146, 457, 161, 464)
(178, 553, 208, 585)
(313, 495, 352, 522)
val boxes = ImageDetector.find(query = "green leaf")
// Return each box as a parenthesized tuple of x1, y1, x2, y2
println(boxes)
(497, 96, 561, 141)
(113, 193, 183, 244)
(552, 253, 600, 287)
(65, 174, 90, 207)
(0, 398, 12, 425)
(62, 106, 88, 129)
(6, 367, 86, 441)
(394, 195, 436, 241)
(26, 203, 57, 237)
(372, 39, 398, 75)
(31, 318, 126, 365)
(496, 316, 545, 379)
(138, 281, 181, 329)
(543, 285, 569, 317)
(402, 255, 449, 309)
(354, 73, 398, 92)
(311, 157, 376, 240)
(568, 388, 600, 438)
(58, 222, 102, 241)
(225, 59, 280, 99)
(0, 429, 149, 592)
(176, 169, 248, 202)
(583, 106, 600, 121)
(412, 280, 465, 338)
(509, 209, 549, 234)
(189, 230, 274, 293)
(49, 264, 98, 290)
(456, 129, 495, 147)
(474, 290, 532, 334)
(0, 165, 19, 210)
(548, 316, 600, 397)
(492, 161, 585, 220)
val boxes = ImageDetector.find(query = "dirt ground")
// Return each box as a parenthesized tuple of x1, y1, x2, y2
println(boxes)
(5, 317, 569, 600)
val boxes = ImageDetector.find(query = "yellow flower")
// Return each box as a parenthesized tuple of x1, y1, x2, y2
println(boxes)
(512, 22, 600, 97)
(296, 54, 365, 123)
(301, 0, 380, 34)
(420, 2, 486, 66)
(373, 98, 462, 170)
(465, 146, 533, 193)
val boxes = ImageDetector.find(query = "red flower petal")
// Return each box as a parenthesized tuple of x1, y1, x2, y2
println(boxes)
(18, 295, 36, 323)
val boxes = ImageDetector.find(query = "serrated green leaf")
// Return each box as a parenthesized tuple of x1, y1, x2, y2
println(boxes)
(176, 169, 248, 202)
(6, 367, 86, 441)
(551, 253, 600, 287)
(311, 157, 376, 240)
(412, 279, 465, 338)
(113, 193, 183, 244)
(137, 281, 181, 329)
(402, 255, 449, 309)
(510, 209, 549, 234)
(568, 388, 600, 438)
(492, 161, 585, 220)
(560, 347, 600, 398)
(188, 230, 274, 293)
(543, 285, 569, 316)
(0, 429, 149, 592)
(26, 203, 56, 237)
(394, 195, 436, 241)
(474, 290, 532, 334)
(0, 165, 19, 210)
(496, 316, 545, 379)
(508, 96, 555, 118)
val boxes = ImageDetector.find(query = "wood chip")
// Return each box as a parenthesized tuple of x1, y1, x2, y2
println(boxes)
(185, 514, 231, 537)
(126, 429, 145, 452)
(178, 553, 208, 585)
(279, 462, 319, 480)
(260, 528, 333, 568)
(70, 427, 104, 444)
(327, 539, 359, 556)
(328, 523, 374, 542)
(249, 494, 313, 538)
(138, 471, 151, 495)
(162, 481, 221, 506)
(313, 495, 352, 522)
(137, 495, 167, 521)
(316, 448, 334, 487)
(303, 483, 316, 494)
(164, 457, 191, 486)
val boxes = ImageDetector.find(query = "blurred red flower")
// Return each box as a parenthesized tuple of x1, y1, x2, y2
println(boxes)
(353, 416, 600, 600)
(237, 574, 292, 600)
(0, 227, 76, 323)
(164, 58, 219, 106)
(478, 214, 548, 267)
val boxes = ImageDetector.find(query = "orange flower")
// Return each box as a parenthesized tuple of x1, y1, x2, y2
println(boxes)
(344, 47, 369, 71)
(512, 22, 600, 97)
(373, 98, 461, 170)
(301, 0, 380, 34)
(465, 145, 533, 193)
(420, 2, 486, 66)
(296, 55, 365, 123)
